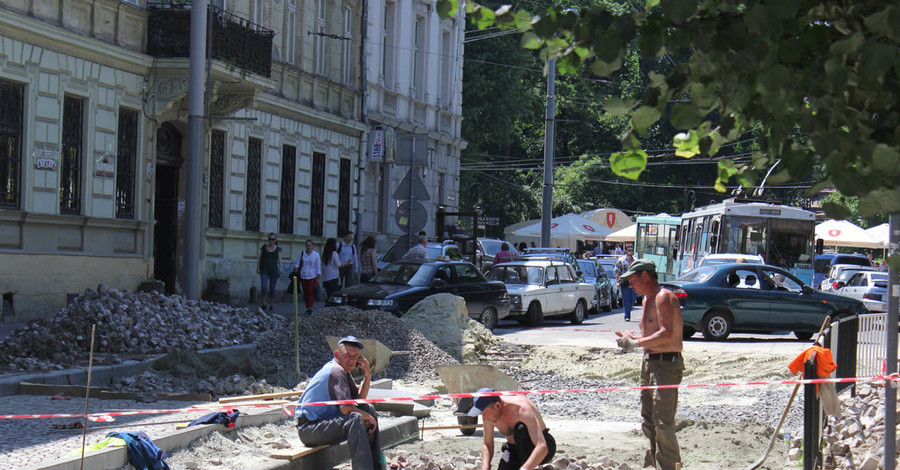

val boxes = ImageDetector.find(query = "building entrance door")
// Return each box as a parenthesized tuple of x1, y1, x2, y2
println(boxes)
(153, 123, 183, 294)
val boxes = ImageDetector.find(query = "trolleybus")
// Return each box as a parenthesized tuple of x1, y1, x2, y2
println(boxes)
(635, 213, 682, 281)
(676, 199, 816, 284)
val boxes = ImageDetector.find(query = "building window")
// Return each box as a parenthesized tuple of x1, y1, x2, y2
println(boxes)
(116, 109, 138, 219)
(212, 0, 226, 10)
(437, 171, 445, 206)
(382, 2, 395, 89)
(246, 137, 262, 232)
(60, 96, 84, 215)
(310, 152, 325, 237)
(0, 80, 23, 210)
(208, 130, 225, 228)
(279, 144, 296, 234)
(413, 17, 426, 101)
(440, 30, 451, 107)
(342, 6, 353, 85)
(252, 0, 263, 25)
(315, 0, 327, 75)
(338, 157, 351, 236)
(286, 10, 296, 65)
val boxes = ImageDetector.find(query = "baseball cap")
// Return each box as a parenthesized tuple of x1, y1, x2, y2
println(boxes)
(338, 335, 364, 350)
(467, 388, 501, 417)
(620, 259, 657, 279)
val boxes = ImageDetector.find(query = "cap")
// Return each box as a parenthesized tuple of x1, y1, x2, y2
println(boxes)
(620, 259, 657, 279)
(338, 335, 364, 350)
(467, 388, 501, 417)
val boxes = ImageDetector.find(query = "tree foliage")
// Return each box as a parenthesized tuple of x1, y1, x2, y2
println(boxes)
(445, 0, 900, 218)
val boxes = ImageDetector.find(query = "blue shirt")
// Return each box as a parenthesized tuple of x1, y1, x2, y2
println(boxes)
(296, 359, 358, 421)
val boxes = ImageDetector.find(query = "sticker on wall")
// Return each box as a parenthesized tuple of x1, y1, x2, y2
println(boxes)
(33, 145, 59, 171)
(94, 152, 116, 178)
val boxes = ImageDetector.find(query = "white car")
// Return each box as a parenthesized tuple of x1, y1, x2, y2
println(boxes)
(834, 271, 888, 312)
(819, 264, 877, 292)
(698, 253, 766, 267)
(485, 260, 597, 326)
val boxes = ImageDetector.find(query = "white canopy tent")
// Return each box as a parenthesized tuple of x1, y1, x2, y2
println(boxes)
(505, 213, 614, 252)
(580, 208, 633, 232)
(605, 224, 637, 243)
(815, 219, 883, 249)
(864, 223, 889, 248)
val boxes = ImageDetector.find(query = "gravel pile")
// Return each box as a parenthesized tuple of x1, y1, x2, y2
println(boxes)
(254, 306, 460, 382)
(0, 285, 284, 372)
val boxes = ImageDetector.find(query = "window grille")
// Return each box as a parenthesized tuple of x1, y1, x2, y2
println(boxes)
(245, 137, 262, 232)
(279, 145, 296, 234)
(115, 109, 138, 219)
(0, 80, 23, 209)
(60, 96, 84, 215)
(338, 157, 351, 236)
(310, 152, 325, 236)
(208, 130, 225, 228)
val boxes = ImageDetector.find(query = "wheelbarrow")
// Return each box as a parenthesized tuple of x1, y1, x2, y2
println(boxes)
(325, 336, 409, 375)
(436, 364, 519, 436)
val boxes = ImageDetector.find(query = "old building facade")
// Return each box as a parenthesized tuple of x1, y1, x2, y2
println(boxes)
(0, 0, 464, 320)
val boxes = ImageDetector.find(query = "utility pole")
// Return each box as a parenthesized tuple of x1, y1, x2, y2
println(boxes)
(184, 0, 208, 299)
(885, 214, 898, 469)
(540, 59, 556, 247)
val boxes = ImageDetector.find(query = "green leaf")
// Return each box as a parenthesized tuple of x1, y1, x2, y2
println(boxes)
(646, 0, 660, 8)
(521, 31, 542, 49)
(632, 106, 661, 136)
(829, 32, 864, 56)
(590, 57, 622, 77)
(822, 201, 852, 220)
(673, 131, 700, 158)
(660, 0, 697, 24)
(610, 148, 648, 180)
(872, 144, 900, 174)
(603, 97, 636, 116)
(860, 42, 897, 80)
(436, 0, 458, 18)
(859, 188, 900, 217)
(670, 103, 702, 130)
(863, 7, 893, 36)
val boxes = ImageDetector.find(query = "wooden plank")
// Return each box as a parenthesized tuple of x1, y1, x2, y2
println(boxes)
(219, 390, 303, 404)
(98, 391, 213, 402)
(269, 445, 330, 460)
(19, 382, 112, 396)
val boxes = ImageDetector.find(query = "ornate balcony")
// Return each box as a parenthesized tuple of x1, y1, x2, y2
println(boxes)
(147, 3, 274, 78)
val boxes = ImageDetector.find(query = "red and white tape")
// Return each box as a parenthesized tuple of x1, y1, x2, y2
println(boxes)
(4, 373, 895, 421)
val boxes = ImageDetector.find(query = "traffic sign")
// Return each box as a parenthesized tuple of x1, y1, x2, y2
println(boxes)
(395, 201, 428, 233)
(392, 168, 431, 201)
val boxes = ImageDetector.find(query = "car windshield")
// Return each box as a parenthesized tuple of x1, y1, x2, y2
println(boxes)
(598, 262, 616, 278)
(835, 256, 870, 267)
(486, 265, 544, 285)
(677, 266, 717, 283)
(371, 263, 434, 286)
(576, 260, 597, 277)
(836, 269, 866, 281)
(480, 240, 504, 256)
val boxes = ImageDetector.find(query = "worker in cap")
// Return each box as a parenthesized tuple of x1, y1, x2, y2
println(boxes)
(295, 336, 384, 470)
(614, 259, 684, 470)
(468, 387, 556, 470)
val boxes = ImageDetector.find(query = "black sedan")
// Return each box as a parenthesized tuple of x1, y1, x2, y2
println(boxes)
(663, 263, 868, 341)
(326, 260, 510, 330)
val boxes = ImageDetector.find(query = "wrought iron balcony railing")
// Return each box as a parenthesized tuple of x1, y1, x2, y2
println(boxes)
(147, 3, 274, 78)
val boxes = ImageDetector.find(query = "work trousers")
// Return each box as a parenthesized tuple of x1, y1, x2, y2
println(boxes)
(640, 354, 684, 470)
(299, 278, 317, 310)
(622, 286, 637, 319)
(497, 422, 556, 470)
(296, 404, 382, 470)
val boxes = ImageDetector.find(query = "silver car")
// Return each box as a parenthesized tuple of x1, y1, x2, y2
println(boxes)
(834, 271, 888, 312)
(486, 260, 597, 326)
(819, 264, 877, 291)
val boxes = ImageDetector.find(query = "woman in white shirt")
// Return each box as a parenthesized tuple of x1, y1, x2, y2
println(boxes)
(321, 238, 342, 298)
(294, 239, 321, 315)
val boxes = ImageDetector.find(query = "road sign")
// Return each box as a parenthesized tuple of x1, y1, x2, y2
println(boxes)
(481, 216, 500, 226)
(392, 168, 431, 201)
(395, 133, 428, 165)
(395, 201, 428, 234)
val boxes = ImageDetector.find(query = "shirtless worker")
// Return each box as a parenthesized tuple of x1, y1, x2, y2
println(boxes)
(467, 387, 556, 470)
(614, 259, 684, 470)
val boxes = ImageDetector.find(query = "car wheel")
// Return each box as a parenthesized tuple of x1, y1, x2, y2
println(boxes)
(569, 300, 586, 325)
(701, 309, 733, 340)
(794, 331, 813, 341)
(458, 415, 478, 436)
(526, 302, 543, 327)
(479, 307, 498, 331)
(682, 326, 696, 339)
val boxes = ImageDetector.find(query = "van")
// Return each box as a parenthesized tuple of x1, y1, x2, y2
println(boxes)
(813, 253, 871, 288)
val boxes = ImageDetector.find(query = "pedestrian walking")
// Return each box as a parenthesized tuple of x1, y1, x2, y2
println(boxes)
(338, 230, 360, 288)
(403, 234, 428, 260)
(615, 244, 636, 321)
(256, 232, 282, 312)
(614, 259, 684, 470)
(294, 240, 321, 315)
(359, 236, 379, 283)
(322, 238, 342, 298)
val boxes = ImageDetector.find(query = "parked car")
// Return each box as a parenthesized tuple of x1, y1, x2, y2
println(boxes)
(662, 263, 868, 341)
(327, 260, 509, 330)
(474, 237, 519, 271)
(698, 253, 765, 267)
(596, 258, 620, 306)
(518, 247, 580, 267)
(819, 264, 877, 291)
(813, 253, 871, 290)
(377, 240, 463, 270)
(485, 260, 597, 326)
(834, 271, 888, 312)
(575, 258, 614, 313)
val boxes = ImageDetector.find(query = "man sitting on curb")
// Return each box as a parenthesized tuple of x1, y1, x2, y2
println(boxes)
(468, 387, 556, 470)
(295, 336, 384, 470)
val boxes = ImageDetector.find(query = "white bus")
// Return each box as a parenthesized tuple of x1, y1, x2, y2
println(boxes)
(676, 199, 816, 284)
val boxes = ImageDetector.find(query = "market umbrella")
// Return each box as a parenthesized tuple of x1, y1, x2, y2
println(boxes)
(815, 219, 883, 249)
(605, 224, 636, 243)
(511, 213, 613, 251)
(864, 223, 889, 248)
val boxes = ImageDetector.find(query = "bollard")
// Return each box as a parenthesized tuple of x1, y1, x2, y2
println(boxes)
(803, 354, 821, 470)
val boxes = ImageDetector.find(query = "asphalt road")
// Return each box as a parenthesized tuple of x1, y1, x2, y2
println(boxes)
(493, 303, 811, 355)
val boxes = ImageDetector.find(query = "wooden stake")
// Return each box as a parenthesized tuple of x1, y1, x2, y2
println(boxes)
(293, 276, 300, 378)
(80, 324, 96, 470)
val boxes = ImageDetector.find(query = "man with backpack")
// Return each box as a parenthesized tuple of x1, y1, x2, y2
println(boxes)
(338, 230, 360, 288)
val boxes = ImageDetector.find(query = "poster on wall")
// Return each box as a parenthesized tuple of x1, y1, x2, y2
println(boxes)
(33, 145, 59, 171)
(94, 152, 116, 178)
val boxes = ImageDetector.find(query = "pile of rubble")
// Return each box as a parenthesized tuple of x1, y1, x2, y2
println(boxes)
(789, 382, 895, 470)
(0, 285, 284, 372)
(254, 306, 461, 382)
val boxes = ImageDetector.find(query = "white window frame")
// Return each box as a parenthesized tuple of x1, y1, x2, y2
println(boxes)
(382, 2, 395, 89)
(316, 0, 327, 75)
(343, 6, 353, 84)
(253, 0, 263, 25)
(286, 4, 296, 65)
(413, 16, 426, 101)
